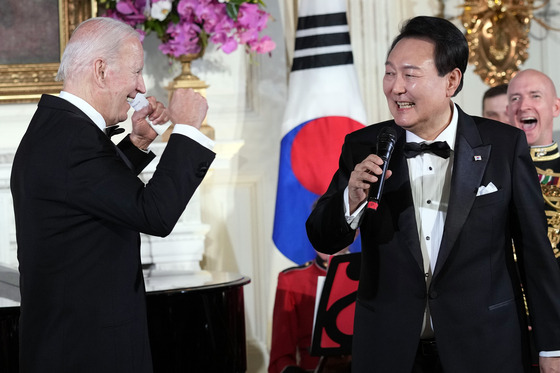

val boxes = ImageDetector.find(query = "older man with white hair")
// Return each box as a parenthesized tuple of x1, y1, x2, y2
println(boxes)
(11, 17, 215, 372)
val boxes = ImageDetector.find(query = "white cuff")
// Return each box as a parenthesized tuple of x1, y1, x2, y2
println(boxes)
(172, 124, 215, 150)
(344, 186, 366, 230)
(540, 350, 560, 357)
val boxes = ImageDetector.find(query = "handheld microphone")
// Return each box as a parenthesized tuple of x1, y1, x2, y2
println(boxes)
(366, 126, 397, 211)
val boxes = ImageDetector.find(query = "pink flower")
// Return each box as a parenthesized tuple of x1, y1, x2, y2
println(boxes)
(100, 0, 276, 57)
(252, 35, 275, 54)
(238, 29, 259, 44)
(198, 4, 223, 33)
(237, 3, 266, 31)
(133, 0, 147, 9)
(220, 38, 238, 54)
(109, 0, 146, 26)
(105, 8, 146, 28)
(160, 21, 203, 57)
(209, 30, 227, 45)
(177, 0, 198, 19)
(115, 0, 137, 14)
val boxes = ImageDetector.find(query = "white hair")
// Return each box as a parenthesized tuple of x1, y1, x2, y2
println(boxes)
(56, 17, 140, 82)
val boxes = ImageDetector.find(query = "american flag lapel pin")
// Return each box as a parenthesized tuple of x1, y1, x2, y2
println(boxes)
(474, 155, 482, 161)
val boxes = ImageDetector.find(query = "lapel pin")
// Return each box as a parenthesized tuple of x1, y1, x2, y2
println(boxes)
(474, 155, 482, 161)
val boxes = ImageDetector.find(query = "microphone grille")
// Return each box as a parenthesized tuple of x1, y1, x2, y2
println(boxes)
(379, 126, 397, 142)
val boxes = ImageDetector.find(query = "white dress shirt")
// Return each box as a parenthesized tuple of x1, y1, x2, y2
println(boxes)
(406, 106, 457, 274)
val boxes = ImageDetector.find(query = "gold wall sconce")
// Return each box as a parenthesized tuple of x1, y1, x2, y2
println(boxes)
(460, 0, 559, 87)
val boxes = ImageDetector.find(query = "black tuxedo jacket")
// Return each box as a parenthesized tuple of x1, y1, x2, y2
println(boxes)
(11, 95, 215, 372)
(306, 106, 560, 372)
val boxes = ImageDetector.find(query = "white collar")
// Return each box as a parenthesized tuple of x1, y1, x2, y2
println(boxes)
(405, 102, 458, 151)
(58, 91, 106, 132)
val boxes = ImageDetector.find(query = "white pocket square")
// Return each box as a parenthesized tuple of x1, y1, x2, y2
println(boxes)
(476, 182, 498, 196)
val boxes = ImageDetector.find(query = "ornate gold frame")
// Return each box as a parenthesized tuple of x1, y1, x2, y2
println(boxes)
(457, 0, 559, 87)
(0, 0, 94, 104)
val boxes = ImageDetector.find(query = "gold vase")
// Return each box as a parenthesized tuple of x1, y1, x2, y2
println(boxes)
(164, 52, 215, 141)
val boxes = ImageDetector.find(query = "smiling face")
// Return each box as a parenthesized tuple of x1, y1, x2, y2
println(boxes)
(383, 37, 460, 140)
(507, 69, 560, 146)
(99, 37, 146, 126)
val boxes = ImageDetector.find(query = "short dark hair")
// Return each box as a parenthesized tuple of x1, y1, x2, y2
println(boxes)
(482, 84, 508, 105)
(388, 16, 469, 97)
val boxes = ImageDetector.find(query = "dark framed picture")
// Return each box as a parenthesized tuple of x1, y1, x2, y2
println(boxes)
(0, 0, 93, 103)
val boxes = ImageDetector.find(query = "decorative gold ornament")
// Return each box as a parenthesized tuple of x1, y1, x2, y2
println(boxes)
(461, 0, 531, 86)
(539, 167, 560, 258)
(459, 0, 559, 87)
(164, 51, 215, 141)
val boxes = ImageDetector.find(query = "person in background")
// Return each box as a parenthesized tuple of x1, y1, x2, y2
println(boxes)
(269, 248, 350, 373)
(507, 69, 560, 263)
(506, 69, 560, 372)
(507, 69, 560, 171)
(11, 17, 215, 372)
(307, 16, 560, 372)
(482, 83, 509, 124)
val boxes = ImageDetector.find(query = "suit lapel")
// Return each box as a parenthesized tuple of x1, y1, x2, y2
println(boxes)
(433, 108, 491, 278)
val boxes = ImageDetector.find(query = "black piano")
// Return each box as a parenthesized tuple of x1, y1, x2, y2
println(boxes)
(0, 266, 250, 372)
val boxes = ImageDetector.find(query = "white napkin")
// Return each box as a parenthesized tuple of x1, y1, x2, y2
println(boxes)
(128, 94, 172, 136)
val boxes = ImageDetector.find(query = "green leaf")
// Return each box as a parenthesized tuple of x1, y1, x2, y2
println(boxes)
(154, 23, 166, 39)
(169, 12, 180, 24)
(199, 31, 209, 50)
(226, 3, 239, 20)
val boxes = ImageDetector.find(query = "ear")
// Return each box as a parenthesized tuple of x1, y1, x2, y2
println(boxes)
(553, 97, 560, 118)
(446, 68, 462, 97)
(93, 58, 107, 88)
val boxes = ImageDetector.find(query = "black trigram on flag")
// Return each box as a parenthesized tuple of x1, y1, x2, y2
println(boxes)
(292, 11, 353, 71)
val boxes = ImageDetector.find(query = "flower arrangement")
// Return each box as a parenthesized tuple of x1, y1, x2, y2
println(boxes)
(97, 0, 276, 58)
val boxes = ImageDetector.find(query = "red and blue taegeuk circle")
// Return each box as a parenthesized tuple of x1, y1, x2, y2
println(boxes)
(273, 116, 364, 264)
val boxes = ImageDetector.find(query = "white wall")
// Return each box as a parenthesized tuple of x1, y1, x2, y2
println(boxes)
(2, 1, 560, 372)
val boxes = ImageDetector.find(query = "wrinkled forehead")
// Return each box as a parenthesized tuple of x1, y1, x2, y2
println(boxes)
(509, 72, 556, 97)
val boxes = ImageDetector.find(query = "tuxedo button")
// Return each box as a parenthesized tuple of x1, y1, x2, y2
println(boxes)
(429, 291, 438, 299)
(195, 162, 210, 178)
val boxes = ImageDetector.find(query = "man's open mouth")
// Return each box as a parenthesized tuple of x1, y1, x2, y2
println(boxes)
(520, 116, 537, 129)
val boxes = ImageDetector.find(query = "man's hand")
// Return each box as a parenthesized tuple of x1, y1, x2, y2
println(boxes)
(130, 96, 168, 150)
(168, 88, 208, 130)
(348, 154, 392, 214)
(540, 356, 560, 372)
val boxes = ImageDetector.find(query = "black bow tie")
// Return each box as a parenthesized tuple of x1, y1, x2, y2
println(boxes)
(404, 141, 451, 159)
(105, 125, 125, 138)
